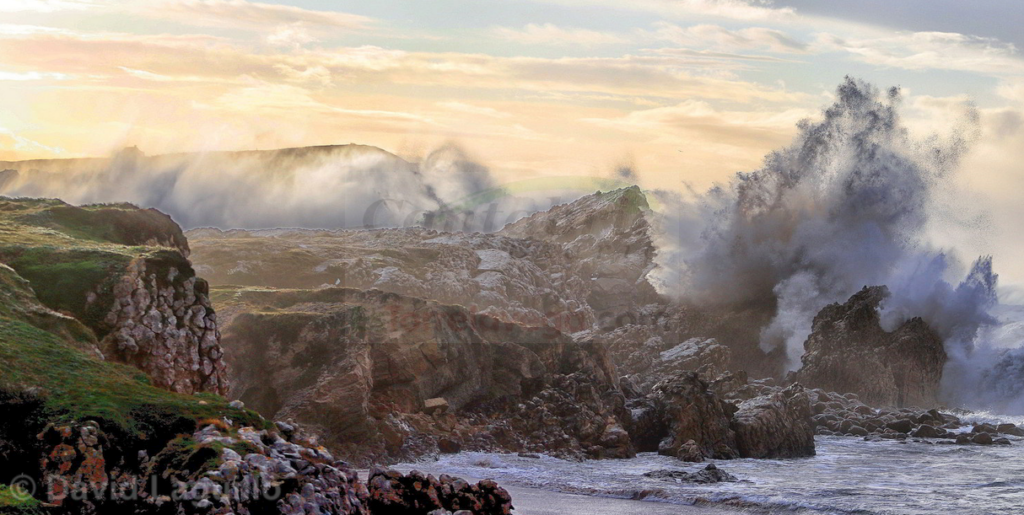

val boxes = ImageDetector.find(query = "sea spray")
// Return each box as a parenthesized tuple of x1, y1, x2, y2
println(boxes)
(648, 77, 1019, 409)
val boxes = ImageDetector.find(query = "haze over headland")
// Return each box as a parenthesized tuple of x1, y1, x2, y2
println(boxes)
(3, 0, 1024, 287)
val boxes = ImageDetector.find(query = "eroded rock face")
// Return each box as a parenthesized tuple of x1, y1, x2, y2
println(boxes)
(218, 287, 633, 464)
(795, 286, 946, 408)
(634, 372, 816, 461)
(0, 199, 226, 396)
(101, 253, 228, 395)
(731, 383, 815, 459)
(499, 186, 659, 321)
(650, 372, 738, 460)
(187, 227, 596, 332)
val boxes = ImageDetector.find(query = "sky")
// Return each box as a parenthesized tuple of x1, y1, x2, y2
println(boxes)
(2, 0, 1024, 283)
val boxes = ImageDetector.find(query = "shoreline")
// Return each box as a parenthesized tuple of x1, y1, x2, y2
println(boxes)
(362, 466, 749, 515)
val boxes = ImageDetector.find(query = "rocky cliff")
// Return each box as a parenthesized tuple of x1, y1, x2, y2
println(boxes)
(499, 186, 660, 322)
(187, 227, 596, 332)
(795, 286, 946, 407)
(0, 198, 226, 395)
(214, 286, 633, 464)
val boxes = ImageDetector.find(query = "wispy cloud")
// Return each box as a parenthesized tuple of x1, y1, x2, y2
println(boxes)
(647, 22, 808, 53)
(819, 31, 1024, 74)
(491, 23, 629, 47)
(150, 0, 373, 32)
(533, 0, 795, 22)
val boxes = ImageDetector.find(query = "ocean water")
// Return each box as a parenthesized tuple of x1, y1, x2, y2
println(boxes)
(394, 434, 1024, 514)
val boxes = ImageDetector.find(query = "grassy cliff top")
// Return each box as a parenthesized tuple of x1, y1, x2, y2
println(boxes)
(0, 198, 261, 447)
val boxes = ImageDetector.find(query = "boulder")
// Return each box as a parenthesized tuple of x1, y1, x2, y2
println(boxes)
(643, 464, 737, 483)
(730, 384, 816, 458)
(367, 468, 513, 515)
(651, 372, 738, 460)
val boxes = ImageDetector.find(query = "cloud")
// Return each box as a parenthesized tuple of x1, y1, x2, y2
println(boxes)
(266, 22, 318, 49)
(0, 127, 64, 158)
(819, 31, 1024, 74)
(583, 99, 810, 148)
(0, 0, 99, 12)
(535, 0, 795, 21)
(646, 22, 808, 53)
(491, 23, 629, 47)
(0, 28, 804, 103)
(150, 0, 373, 32)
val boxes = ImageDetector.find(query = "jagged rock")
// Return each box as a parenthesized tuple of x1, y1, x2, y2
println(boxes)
(499, 186, 659, 321)
(367, 468, 513, 515)
(30, 419, 372, 514)
(731, 383, 815, 458)
(643, 463, 737, 483)
(650, 372, 738, 460)
(795, 286, 946, 408)
(424, 398, 450, 415)
(219, 287, 633, 464)
(101, 253, 228, 395)
(0, 199, 227, 395)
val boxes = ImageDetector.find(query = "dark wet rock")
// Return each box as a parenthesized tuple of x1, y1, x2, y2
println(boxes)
(847, 426, 869, 437)
(676, 439, 704, 463)
(973, 423, 998, 434)
(956, 434, 972, 445)
(886, 419, 915, 434)
(972, 433, 994, 445)
(911, 425, 943, 438)
(997, 423, 1024, 437)
(643, 464, 738, 484)
(731, 384, 815, 459)
(651, 372, 738, 460)
(794, 286, 946, 408)
(367, 468, 513, 515)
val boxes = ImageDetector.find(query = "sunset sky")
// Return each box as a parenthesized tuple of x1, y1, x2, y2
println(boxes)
(2, 0, 1024, 283)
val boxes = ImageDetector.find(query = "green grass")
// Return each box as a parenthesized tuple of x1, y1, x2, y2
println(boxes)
(0, 485, 46, 514)
(0, 319, 269, 446)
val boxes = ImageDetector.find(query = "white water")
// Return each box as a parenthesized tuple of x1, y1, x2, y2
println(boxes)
(395, 436, 1024, 514)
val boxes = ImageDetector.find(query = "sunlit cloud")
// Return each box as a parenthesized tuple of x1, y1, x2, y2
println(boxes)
(149, 0, 373, 32)
(646, 22, 808, 53)
(491, 23, 630, 47)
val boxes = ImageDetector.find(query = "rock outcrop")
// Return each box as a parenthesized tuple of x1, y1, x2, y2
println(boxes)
(367, 468, 513, 515)
(217, 287, 633, 464)
(499, 186, 660, 322)
(34, 419, 373, 515)
(795, 286, 946, 408)
(101, 252, 227, 395)
(0, 198, 227, 395)
(633, 372, 815, 461)
(731, 383, 815, 459)
(187, 227, 596, 332)
(648, 372, 739, 460)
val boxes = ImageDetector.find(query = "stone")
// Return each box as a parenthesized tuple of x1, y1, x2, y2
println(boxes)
(794, 287, 946, 408)
(886, 419, 915, 434)
(643, 464, 737, 484)
(911, 425, 942, 438)
(424, 398, 450, 415)
(731, 384, 815, 459)
(652, 372, 738, 460)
